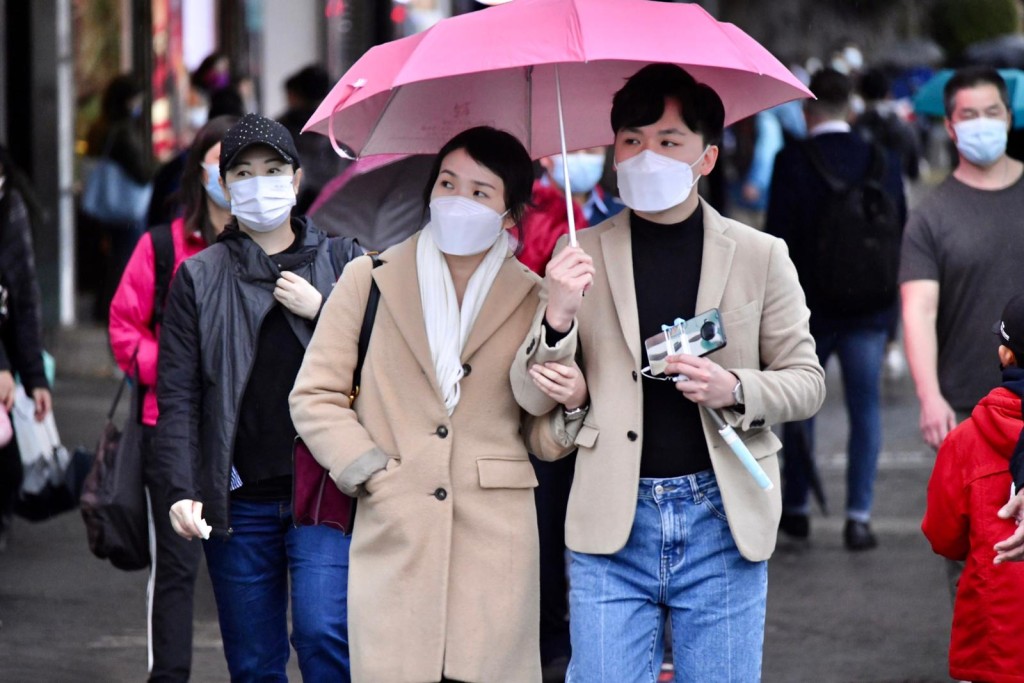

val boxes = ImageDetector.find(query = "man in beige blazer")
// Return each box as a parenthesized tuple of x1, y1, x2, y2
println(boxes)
(514, 64, 825, 680)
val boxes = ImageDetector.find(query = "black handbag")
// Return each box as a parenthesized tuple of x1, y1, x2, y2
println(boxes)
(79, 370, 150, 571)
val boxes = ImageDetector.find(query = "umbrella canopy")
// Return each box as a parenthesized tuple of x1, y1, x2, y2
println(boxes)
(304, 0, 811, 160)
(912, 68, 1024, 126)
(307, 154, 433, 252)
(964, 33, 1024, 69)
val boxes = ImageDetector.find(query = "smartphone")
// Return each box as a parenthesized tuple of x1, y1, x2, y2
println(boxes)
(643, 308, 727, 377)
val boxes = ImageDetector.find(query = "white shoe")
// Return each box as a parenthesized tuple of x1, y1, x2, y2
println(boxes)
(884, 345, 906, 381)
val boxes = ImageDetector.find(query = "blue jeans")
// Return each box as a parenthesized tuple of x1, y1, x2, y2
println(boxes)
(566, 471, 767, 682)
(203, 499, 351, 682)
(782, 324, 888, 521)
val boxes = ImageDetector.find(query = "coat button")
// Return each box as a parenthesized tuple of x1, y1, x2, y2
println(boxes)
(632, 370, 638, 381)
(462, 363, 472, 377)
(436, 426, 449, 438)
(434, 487, 447, 501)
(627, 431, 638, 441)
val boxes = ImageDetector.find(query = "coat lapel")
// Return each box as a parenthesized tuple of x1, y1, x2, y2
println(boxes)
(462, 256, 535, 362)
(695, 199, 736, 314)
(372, 236, 437, 384)
(600, 212, 642, 365)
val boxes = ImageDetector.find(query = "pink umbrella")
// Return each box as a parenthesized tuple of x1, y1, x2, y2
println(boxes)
(305, 0, 810, 243)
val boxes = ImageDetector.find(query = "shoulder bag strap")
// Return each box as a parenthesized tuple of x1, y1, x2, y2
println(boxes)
(107, 348, 140, 421)
(148, 223, 176, 330)
(349, 255, 383, 406)
(800, 139, 848, 194)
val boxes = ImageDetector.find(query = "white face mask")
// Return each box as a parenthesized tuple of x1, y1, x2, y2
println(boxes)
(953, 117, 1008, 167)
(228, 175, 296, 233)
(428, 196, 507, 256)
(550, 152, 606, 194)
(616, 148, 708, 212)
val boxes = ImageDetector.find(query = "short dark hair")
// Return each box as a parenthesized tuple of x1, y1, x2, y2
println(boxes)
(859, 68, 890, 102)
(422, 126, 534, 233)
(285, 65, 331, 104)
(944, 66, 1009, 118)
(181, 115, 239, 244)
(208, 87, 245, 119)
(806, 68, 852, 119)
(101, 74, 144, 121)
(610, 64, 725, 145)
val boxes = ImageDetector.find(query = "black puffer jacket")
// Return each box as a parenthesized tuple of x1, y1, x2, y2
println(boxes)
(0, 189, 48, 392)
(155, 217, 360, 534)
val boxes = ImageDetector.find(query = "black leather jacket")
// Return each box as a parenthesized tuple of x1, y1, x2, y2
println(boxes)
(155, 217, 359, 534)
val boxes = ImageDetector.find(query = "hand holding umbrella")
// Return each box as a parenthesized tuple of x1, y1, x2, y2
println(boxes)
(543, 244, 595, 332)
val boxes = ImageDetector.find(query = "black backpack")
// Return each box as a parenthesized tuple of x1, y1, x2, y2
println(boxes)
(149, 223, 176, 329)
(801, 141, 902, 316)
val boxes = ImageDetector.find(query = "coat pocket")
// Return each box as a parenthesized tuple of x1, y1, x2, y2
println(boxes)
(574, 423, 599, 449)
(477, 458, 539, 489)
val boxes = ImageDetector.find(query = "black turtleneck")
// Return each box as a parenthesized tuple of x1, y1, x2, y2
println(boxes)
(632, 205, 712, 478)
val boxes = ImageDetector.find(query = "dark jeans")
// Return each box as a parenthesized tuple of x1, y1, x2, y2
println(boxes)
(142, 426, 202, 683)
(531, 451, 576, 664)
(203, 498, 351, 682)
(0, 436, 21, 521)
(782, 323, 888, 521)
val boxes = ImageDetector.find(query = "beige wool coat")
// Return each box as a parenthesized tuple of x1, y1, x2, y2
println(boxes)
(289, 233, 578, 683)
(513, 200, 826, 562)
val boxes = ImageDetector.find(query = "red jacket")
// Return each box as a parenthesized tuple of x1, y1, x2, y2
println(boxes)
(108, 218, 207, 426)
(922, 386, 1024, 683)
(517, 180, 588, 276)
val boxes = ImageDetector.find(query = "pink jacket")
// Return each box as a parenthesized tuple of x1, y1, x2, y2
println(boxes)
(108, 217, 207, 426)
(922, 387, 1024, 683)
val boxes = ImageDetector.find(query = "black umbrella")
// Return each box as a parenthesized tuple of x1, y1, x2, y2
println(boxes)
(308, 155, 434, 252)
(876, 38, 945, 69)
(964, 33, 1024, 69)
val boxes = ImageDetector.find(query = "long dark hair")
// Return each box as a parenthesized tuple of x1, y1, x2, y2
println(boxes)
(422, 126, 534, 249)
(0, 143, 44, 226)
(181, 115, 239, 244)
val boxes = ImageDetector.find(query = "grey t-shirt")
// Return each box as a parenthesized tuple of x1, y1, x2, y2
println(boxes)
(899, 172, 1024, 411)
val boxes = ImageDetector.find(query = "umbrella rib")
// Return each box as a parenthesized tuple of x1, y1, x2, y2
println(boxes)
(362, 87, 403, 157)
(526, 66, 533, 156)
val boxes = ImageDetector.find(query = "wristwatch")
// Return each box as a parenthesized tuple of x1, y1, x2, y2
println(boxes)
(563, 404, 589, 421)
(731, 378, 745, 407)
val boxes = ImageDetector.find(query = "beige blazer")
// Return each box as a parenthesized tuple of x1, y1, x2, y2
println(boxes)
(513, 200, 826, 561)
(290, 234, 577, 683)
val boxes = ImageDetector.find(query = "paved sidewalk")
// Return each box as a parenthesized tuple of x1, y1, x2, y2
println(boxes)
(0, 346, 953, 681)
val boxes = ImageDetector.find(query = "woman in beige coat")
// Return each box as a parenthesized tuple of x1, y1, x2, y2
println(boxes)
(289, 126, 587, 683)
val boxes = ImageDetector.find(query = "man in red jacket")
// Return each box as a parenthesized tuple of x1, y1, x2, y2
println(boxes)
(922, 292, 1024, 683)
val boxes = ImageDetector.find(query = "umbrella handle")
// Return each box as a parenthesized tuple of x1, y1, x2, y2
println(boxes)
(703, 407, 773, 491)
(554, 65, 577, 248)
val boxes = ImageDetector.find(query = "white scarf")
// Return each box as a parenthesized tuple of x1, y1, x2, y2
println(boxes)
(417, 227, 507, 415)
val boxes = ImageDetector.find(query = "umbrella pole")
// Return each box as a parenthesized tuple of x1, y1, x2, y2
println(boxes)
(554, 65, 577, 248)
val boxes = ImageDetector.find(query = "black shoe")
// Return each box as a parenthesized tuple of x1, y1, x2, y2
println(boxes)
(844, 520, 878, 551)
(779, 512, 810, 539)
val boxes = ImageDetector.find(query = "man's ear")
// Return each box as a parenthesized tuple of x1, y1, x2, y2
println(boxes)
(999, 344, 1017, 368)
(698, 145, 720, 177)
(944, 117, 957, 143)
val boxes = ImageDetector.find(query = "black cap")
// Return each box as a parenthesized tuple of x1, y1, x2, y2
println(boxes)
(219, 113, 300, 178)
(994, 292, 1024, 359)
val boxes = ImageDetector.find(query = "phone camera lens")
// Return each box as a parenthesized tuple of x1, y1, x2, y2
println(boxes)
(700, 320, 717, 341)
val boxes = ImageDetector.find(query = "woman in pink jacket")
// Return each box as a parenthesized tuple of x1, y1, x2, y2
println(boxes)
(108, 115, 236, 683)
